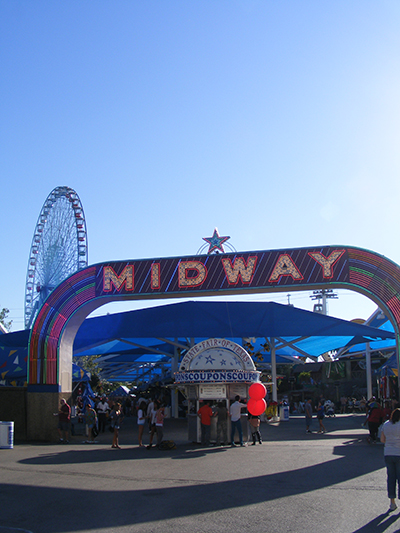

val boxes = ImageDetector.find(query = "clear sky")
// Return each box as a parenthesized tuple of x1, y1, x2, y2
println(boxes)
(1, 1, 400, 330)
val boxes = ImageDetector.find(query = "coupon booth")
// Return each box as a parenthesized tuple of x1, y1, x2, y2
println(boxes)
(174, 338, 261, 444)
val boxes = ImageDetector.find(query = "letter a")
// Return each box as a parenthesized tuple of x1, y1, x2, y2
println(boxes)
(269, 254, 303, 282)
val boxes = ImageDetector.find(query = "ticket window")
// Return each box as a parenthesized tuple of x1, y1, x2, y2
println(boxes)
(190, 397, 249, 444)
(186, 386, 250, 444)
(188, 398, 224, 443)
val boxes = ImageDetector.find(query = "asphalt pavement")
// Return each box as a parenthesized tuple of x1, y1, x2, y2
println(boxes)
(0, 413, 398, 533)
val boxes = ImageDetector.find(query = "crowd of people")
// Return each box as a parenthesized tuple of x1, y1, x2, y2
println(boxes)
(196, 395, 263, 447)
(340, 396, 368, 413)
(55, 392, 170, 449)
(56, 392, 265, 448)
(302, 395, 399, 438)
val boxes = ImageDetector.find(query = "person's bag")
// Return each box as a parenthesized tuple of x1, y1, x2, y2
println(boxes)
(158, 440, 176, 450)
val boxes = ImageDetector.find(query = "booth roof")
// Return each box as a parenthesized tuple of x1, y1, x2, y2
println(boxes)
(335, 308, 396, 359)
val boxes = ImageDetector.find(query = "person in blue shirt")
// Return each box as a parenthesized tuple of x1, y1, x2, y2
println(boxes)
(317, 400, 326, 433)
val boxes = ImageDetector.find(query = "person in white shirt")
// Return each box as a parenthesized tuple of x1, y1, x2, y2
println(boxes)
(147, 399, 155, 432)
(229, 395, 247, 446)
(96, 397, 109, 433)
(381, 408, 400, 512)
(146, 399, 159, 449)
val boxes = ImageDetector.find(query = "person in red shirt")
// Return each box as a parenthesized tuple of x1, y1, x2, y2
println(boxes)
(365, 397, 383, 444)
(197, 401, 215, 446)
(383, 401, 393, 422)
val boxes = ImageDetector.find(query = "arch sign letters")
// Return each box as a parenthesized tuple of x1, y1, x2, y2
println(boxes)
(28, 245, 400, 392)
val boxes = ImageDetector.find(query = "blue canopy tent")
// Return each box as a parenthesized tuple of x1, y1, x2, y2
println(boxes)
(73, 301, 395, 387)
(377, 353, 397, 377)
(0, 301, 395, 391)
(338, 313, 396, 357)
(0, 329, 90, 386)
(108, 385, 130, 398)
(334, 308, 398, 399)
(74, 300, 393, 345)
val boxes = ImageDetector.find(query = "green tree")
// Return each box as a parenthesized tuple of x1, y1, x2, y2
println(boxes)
(298, 371, 311, 383)
(0, 307, 12, 332)
(74, 355, 103, 392)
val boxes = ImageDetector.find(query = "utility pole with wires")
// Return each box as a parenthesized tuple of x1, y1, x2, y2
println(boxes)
(310, 289, 338, 315)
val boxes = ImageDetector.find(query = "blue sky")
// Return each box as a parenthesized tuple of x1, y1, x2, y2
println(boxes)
(1, 1, 400, 330)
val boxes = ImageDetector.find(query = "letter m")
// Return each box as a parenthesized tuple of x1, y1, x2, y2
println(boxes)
(103, 265, 134, 292)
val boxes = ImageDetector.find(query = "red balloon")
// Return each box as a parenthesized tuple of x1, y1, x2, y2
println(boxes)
(247, 398, 266, 416)
(249, 382, 266, 401)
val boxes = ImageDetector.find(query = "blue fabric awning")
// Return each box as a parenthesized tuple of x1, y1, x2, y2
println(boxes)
(0, 300, 395, 382)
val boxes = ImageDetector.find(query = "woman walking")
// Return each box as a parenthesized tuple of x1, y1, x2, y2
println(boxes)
(110, 402, 123, 449)
(380, 408, 400, 512)
(85, 403, 97, 443)
(137, 400, 146, 447)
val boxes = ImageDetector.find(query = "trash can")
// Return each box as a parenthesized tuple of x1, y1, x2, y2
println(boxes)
(0, 421, 14, 449)
(279, 406, 290, 422)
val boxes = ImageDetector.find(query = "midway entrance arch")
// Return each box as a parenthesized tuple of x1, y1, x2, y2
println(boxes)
(27, 245, 400, 439)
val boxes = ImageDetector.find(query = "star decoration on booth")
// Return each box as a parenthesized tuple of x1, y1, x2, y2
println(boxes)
(202, 228, 230, 254)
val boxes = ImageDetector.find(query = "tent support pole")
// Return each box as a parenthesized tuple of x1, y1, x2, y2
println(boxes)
(171, 342, 179, 418)
(271, 338, 278, 403)
(397, 344, 400, 401)
(366, 342, 372, 399)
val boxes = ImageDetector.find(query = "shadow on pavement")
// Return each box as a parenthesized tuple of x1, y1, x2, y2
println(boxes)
(352, 511, 400, 532)
(7, 443, 385, 532)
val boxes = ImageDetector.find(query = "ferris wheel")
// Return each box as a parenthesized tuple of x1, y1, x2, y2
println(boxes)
(24, 186, 88, 330)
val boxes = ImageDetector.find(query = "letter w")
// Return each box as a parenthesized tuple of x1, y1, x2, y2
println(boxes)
(222, 257, 257, 285)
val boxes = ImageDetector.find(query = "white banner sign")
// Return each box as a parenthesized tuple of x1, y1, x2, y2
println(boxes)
(175, 370, 260, 384)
